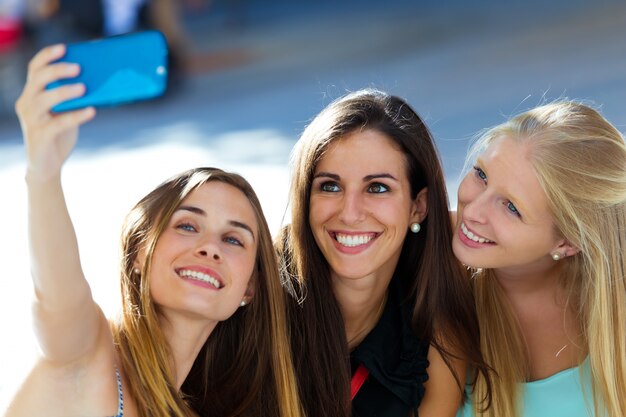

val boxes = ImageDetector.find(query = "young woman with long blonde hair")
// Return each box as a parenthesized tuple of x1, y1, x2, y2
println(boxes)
(454, 101, 626, 417)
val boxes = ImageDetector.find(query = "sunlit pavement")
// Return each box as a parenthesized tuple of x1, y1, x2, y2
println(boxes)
(1, 0, 625, 406)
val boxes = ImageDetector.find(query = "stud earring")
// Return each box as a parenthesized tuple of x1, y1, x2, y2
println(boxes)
(133, 267, 141, 275)
(240, 300, 247, 307)
(410, 223, 421, 234)
(551, 252, 561, 261)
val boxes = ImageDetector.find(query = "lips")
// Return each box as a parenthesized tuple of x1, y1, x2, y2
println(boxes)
(460, 222, 495, 244)
(333, 232, 377, 247)
(328, 230, 380, 253)
(176, 267, 223, 289)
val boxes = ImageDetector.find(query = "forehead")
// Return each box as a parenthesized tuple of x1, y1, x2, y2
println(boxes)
(316, 129, 408, 174)
(480, 137, 552, 221)
(180, 181, 258, 227)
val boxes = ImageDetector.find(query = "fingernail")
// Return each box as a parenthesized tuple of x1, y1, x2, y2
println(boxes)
(51, 44, 65, 55)
(67, 64, 80, 74)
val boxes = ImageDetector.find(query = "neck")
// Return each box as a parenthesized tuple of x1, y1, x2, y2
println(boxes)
(332, 272, 390, 350)
(493, 261, 585, 377)
(159, 313, 217, 389)
(494, 259, 563, 297)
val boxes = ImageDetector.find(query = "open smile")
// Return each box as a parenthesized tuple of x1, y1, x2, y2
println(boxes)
(176, 267, 223, 289)
(458, 222, 496, 248)
(460, 222, 494, 243)
(330, 231, 379, 249)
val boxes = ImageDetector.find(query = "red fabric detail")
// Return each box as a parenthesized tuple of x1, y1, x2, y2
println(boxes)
(350, 364, 370, 400)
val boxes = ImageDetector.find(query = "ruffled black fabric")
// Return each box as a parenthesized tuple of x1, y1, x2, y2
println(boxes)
(351, 277, 429, 416)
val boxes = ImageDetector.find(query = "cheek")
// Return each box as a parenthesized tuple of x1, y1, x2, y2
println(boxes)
(308, 197, 329, 229)
(457, 176, 475, 204)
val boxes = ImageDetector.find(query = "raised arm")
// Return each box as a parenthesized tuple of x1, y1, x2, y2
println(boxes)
(15, 45, 102, 364)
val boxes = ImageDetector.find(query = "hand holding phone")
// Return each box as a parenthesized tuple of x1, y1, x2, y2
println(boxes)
(46, 30, 169, 112)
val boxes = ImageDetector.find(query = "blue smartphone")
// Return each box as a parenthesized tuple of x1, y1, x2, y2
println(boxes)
(47, 30, 169, 112)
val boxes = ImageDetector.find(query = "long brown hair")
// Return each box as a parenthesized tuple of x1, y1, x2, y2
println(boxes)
(112, 167, 302, 417)
(279, 89, 491, 417)
(466, 102, 626, 417)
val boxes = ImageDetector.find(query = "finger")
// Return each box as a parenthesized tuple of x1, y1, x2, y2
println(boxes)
(46, 107, 96, 136)
(17, 81, 85, 124)
(24, 63, 81, 98)
(40, 83, 87, 114)
(27, 44, 67, 77)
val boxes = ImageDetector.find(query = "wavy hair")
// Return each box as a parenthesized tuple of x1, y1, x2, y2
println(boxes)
(111, 167, 302, 417)
(467, 101, 626, 417)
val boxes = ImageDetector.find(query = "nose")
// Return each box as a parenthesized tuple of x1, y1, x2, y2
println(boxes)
(337, 190, 366, 225)
(196, 237, 222, 262)
(458, 177, 488, 225)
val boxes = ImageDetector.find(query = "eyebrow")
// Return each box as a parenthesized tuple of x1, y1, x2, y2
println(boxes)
(313, 172, 398, 182)
(177, 206, 255, 240)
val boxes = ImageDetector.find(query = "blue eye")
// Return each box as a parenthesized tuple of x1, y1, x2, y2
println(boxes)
(367, 183, 389, 193)
(177, 223, 197, 232)
(224, 236, 243, 246)
(320, 181, 340, 192)
(505, 201, 521, 218)
(473, 166, 487, 181)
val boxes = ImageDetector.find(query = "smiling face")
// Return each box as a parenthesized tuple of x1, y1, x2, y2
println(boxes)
(308, 129, 426, 284)
(452, 137, 565, 276)
(145, 181, 258, 323)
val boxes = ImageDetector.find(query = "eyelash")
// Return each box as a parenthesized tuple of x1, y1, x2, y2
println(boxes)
(178, 224, 246, 248)
(224, 236, 243, 247)
(367, 182, 389, 193)
(473, 166, 487, 182)
(320, 181, 340, 192)
(505, 201, 521, 218)
(473, 166, 522, 218)
(318, 181, 390, 193)
(176, 222, 197, 232)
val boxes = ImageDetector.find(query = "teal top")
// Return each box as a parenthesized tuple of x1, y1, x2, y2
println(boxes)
(457, 358, 593, 417)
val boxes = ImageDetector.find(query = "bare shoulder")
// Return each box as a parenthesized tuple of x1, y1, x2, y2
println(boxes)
(4, 316, 121, 417)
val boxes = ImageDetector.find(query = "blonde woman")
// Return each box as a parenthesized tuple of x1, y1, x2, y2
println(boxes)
(6, 44, 302, 417)
(453, 102, 626, 417)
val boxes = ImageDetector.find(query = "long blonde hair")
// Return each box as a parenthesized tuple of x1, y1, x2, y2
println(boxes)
(112, 168, 302, 417)
(467, 102, 626, 417)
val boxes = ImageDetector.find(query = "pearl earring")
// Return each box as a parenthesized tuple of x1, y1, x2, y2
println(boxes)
(551, 252, 561, 261)
(133, 267, 141, 275)
(410, 223, 421, 234)
(240, 300, 247, 307)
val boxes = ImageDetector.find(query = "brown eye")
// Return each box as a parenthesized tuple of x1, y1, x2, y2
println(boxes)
(367, 183, 389, 193)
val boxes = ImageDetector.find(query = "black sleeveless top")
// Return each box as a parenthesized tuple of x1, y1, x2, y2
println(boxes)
(350, 277, 430, 416)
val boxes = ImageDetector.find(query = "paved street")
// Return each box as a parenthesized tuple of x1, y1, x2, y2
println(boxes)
(1, 0, 625, 405)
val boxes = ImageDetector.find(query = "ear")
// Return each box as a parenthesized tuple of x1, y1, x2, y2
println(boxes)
(242, 273, 256, 305)
(551, 238, 581, 259)
(410, 187, 429, 224)
(133, 247, 147, 271)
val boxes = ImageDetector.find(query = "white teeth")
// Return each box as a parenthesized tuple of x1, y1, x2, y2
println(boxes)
(461, 222, 493, 244)
(335, 233, 373, 247)
(178, 269, 221, 289)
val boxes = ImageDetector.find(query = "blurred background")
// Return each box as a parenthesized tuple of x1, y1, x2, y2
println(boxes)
(1, 0, 625, 407)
